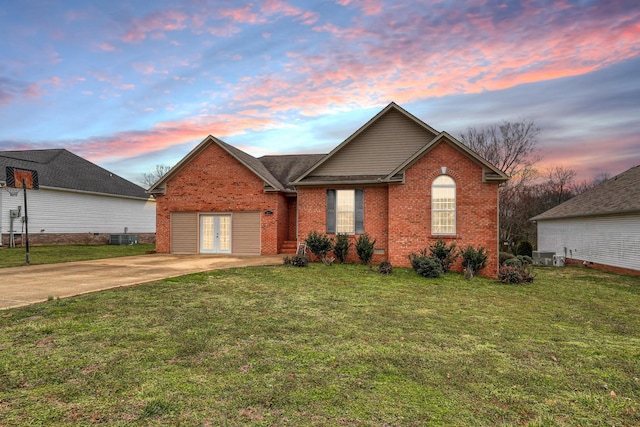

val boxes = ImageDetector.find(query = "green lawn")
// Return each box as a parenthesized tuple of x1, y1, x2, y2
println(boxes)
(0, 264, 638, 426)
(0, 244, 155, 268)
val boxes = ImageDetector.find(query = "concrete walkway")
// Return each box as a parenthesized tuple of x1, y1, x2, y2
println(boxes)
(0, 254, 284, 310)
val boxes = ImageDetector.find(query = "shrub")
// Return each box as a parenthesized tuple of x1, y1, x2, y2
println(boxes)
(409, 253, 444, 278)
(499, 251, 515, 265)
(355, 233, 376, 265)
(515, 241, 533, 258)
(333, 233, 351, 263)
(283, 254, 309, 267)
(429, 239, 459, 272)
(503, 257, 523, 268)
(305, 231, 333, 263)
(460, 245, 488, 276)
(517, 255, 534, 266)
(378, 260, 393, 275)
(498, 263, 535, 284)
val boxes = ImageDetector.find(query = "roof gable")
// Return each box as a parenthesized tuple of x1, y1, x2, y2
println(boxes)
(531, 164, 640, 220)
(385, 132, 509, 183)
(148, 135, 288, 194)
(0, 149, 149, 199)
(295, 102, 439, 182)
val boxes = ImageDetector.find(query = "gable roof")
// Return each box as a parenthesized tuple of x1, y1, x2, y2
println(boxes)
(293, 102, 508, 185)
(148, 135, 308, 194)
(294, 102, 440, 184)
(385, 132, 509, 183)
(531, 164, 640, 221)
(0, 149, 150, 200)
(149, 102, 508, 194)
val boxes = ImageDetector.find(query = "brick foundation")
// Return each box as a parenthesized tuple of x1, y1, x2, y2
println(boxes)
(565, 258, 640, 277)
(1, 232, 155, 246)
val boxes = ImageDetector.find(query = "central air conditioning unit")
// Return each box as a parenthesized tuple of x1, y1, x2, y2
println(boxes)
(553, 255, 565, 267)
(109, 234, 139, 245)
(533, 251, 555, 266)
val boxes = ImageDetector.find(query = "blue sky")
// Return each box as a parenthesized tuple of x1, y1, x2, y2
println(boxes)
(1, 0, 639, 186)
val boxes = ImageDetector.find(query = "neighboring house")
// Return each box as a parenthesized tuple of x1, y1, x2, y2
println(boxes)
(531, 164, 640, 276)
(149, 102, 508, 277)
(0, 149, 156, 246)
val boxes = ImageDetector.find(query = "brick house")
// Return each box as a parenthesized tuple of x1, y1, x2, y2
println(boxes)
(149, 103, 508, 276)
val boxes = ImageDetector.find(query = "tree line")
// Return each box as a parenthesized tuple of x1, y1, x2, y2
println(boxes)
(460, 120, 609, 251)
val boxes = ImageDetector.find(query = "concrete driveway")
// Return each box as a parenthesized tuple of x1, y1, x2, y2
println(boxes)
(0, 254, 284, 310)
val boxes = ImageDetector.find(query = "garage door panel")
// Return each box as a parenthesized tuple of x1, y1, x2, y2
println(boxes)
(171, 212, 198, 254)
(232, 212, 261, 255)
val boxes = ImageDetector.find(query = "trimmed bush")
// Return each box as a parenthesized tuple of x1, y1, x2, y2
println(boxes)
(333, 233, 351, 263)
(460, 245, 488, 276)
(515, 241, 533, 258)
(378, 260, 393, 275)
(355, 233, 376, 265)
(409, 253, 444, 278)
(283, 254, 309, 267)
(305, 231, 333, 263)
(429, 239, 459, 273)
(499, 251, 515, 265)
(498, 264, 535, 284)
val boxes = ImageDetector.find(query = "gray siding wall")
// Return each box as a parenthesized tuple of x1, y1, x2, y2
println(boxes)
(171, 212, 198, 254)
(312, 109, 436, 176)
(232, 211, 261, 255)
(537, 213, 640, 271)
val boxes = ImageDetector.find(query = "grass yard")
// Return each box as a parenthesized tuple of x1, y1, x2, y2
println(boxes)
(0, 244, 155, 268)
(0, 264, 638, 426)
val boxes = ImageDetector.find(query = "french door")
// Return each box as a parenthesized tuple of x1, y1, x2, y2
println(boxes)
(200, 215, 231, 254)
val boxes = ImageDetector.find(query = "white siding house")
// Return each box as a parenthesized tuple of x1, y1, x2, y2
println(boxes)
(1, 149, 155, 246)
(532, 165, 640, 275)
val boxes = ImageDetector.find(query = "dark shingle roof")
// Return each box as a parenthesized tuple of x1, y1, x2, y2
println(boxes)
(258, 154, 325, 190)
(531, 164, 640, 221)
(0, 149, 150, 199)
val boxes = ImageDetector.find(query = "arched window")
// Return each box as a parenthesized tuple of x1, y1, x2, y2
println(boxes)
(432, 175, 456, 235)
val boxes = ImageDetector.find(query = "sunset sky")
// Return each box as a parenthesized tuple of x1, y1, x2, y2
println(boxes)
(1, 0, 639, 187)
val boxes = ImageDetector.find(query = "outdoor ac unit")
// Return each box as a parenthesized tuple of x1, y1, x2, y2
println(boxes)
(109, 234, 139, 245)
(533, 251, 555, 266)
(553, 255, 565, 267)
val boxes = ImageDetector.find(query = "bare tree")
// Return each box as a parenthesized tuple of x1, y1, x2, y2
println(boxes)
(459, 120, 541, 178)
(570, 171, 611, 195)
(545, 165, 577, 205)
(460, 120, 542, 248)
(141, 164, 172, 188)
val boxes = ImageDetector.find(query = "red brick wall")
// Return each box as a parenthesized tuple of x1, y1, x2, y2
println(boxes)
(297, 141, 500, 277)
(388, 141, 500, 277)
(565, 258, 640, 277)
(297, 186, 388, 263)
(155, 141, 285, 254)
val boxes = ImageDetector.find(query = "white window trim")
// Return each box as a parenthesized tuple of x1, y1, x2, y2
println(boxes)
(431, 175, 456, 235)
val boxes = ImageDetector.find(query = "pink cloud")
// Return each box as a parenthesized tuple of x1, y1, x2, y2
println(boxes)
(336, 0, 383, 15)
(99, 42, 117, 52)
(220, 6, 262, 24)
(122, 10, 188, 43)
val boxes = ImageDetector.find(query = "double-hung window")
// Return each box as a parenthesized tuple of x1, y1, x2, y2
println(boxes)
(326, 189, 364, 234)
(431, 175, 456, 235)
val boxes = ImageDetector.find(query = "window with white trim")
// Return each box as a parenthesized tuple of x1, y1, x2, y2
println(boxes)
(326, 189, 364, 234)
(336, 189, 355, 233)
(432, 175, 456, 235)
